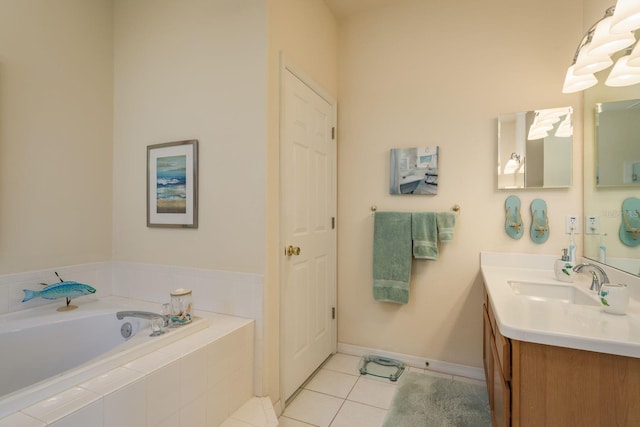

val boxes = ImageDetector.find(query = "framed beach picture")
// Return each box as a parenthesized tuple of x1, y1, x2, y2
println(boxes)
(389, 146, 439, 195)
(147, 140, 198, 228)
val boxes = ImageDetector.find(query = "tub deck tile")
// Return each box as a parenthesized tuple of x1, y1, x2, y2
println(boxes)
(0, 412, 46, 427)
(79, 367, 144, 396)
(22, 387, 101, 425)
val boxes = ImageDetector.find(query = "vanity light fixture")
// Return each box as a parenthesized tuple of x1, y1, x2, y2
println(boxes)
(563, 2, 640, 93)
(610, 0, 640, 33)
(527, 107, 573, 140)
(555, 111, 573, 137)
(504, 153, 523, 175)
(606, 48, 640, 85)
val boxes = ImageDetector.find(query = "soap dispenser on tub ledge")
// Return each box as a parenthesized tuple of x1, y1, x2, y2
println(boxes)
(554, 249, 575, 283)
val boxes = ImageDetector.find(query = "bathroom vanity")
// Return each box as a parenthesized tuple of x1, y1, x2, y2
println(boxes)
(481, 252, 640, 426)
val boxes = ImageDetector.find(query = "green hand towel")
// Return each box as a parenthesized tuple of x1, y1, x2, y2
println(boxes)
(373, 212, 412, 304)
(412, 212, 438, 259)
(437, 211, 456, 242)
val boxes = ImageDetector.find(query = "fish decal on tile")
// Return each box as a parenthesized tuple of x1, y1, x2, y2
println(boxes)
(22, 281, 96, 303)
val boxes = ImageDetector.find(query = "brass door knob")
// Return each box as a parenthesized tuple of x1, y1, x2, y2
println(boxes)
(286, 245, 301, 256)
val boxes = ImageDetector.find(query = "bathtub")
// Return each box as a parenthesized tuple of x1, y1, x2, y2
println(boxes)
(0, 296, 207, 419)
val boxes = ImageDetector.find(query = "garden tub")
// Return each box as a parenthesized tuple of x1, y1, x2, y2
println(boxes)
(0, 296, 207, 418)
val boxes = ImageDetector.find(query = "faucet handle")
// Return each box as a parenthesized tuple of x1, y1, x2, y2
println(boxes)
(150, 317, 166, 336)
(589, 271, 600, 292)
(160, 303, 172, 327)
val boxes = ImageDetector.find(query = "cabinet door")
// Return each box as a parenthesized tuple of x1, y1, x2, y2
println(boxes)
(483, 307, 493, 407)
(491, 338, 511, 427)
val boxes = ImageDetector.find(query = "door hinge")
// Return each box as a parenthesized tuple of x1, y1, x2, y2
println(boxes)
(331, 127, 335, 140)
(331, 217, 335, 229)
(332, 307, 336, 319)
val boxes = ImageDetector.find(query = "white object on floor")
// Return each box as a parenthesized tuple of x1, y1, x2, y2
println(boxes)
(221, 397, 278, 427)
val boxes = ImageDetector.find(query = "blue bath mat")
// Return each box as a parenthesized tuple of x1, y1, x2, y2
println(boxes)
(383, 371, 490, 427)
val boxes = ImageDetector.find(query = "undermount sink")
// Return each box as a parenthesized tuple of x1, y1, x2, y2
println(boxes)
(509, 281, 599, 306)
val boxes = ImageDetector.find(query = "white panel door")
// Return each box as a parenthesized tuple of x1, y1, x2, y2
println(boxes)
(281, 67, 336, 402)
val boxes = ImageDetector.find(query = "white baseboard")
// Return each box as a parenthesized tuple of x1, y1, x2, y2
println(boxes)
(337, 342, 485, 381)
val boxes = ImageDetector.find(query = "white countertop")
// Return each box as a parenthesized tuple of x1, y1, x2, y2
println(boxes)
(481, 252, 640, 358)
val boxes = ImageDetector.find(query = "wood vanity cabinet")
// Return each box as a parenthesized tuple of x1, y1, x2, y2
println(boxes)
(483, 287, 640, 426)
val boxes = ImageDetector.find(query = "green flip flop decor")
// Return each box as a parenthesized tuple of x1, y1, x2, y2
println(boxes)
(619, 197, 640, 247)
(530, 198, 549, 244)
(504, 195, 523, 239)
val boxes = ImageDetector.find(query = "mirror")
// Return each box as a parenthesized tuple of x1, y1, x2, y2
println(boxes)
(584, 84, 640, 276)
(497, 107, 573, 189)
(595, 99, 640, 187)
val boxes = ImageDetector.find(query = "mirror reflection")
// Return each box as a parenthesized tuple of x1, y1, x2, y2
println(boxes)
(498, 107, 573, 189)
(584, 92, 640, 277)
(596, 99, 640, 187)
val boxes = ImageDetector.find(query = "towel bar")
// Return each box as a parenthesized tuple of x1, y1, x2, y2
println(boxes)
(370, 204, 460, 215)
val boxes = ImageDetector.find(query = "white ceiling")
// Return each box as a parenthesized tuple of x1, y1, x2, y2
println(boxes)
(323, 0, 399, 19)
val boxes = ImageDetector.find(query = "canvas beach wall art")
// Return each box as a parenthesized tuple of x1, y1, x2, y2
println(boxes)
(390, 146, 439, 195)
(147, 140, 198, 228)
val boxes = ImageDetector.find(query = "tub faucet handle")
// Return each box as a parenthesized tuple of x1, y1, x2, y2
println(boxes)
(116, 311, 169, 336)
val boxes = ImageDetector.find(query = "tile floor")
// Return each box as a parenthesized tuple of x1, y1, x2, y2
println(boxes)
(278, 353, 487, 427)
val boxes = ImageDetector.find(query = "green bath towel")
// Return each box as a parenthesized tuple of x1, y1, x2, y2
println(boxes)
(373, 212, 412, 304)
(412, 212, 438, 259)
(436, 211, 456, 242)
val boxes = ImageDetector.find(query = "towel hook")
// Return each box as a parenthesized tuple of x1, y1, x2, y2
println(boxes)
(452, 204, 460, 213)
(371, 205, 377, 216)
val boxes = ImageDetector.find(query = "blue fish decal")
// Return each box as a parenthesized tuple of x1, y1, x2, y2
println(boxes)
(22, 281, 96, 303)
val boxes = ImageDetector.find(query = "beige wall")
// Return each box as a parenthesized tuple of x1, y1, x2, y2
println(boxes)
(112, 0, 267, 274)
(3, 0, 619, 406)
(0, 0, 113, 274)
(336, 0, 584, 368)
(266, 0, 338, 402)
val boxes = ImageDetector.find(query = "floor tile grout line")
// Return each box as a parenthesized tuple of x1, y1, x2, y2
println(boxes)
(280, 414, 321, 427)
(327, 396, 348, 427)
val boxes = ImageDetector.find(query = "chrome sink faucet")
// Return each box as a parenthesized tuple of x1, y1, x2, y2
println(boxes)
(573, 263, 610, 293)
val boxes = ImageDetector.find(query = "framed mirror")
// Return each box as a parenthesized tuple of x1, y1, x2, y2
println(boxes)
(595, 99, 640, 187)
(497, 107, 573, 189)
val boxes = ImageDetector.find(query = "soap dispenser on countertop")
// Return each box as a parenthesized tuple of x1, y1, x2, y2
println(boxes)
(554, 249, 575, 282)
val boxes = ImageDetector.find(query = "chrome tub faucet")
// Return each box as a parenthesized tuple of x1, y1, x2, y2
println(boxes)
(116, 311, 170, 336)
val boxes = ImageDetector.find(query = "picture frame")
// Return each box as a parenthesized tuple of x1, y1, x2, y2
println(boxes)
(147, 139, 198, 228)
(389, 146, 439, 195)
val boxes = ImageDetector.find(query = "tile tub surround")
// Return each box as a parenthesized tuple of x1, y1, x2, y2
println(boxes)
(0, 309, 260, 427)
(113, 261, 266, 397)
(0, 262, 112, 315)
(0, 296, 210, 417)
(0, 261, 266, 397)
(481, 251, 640, 358)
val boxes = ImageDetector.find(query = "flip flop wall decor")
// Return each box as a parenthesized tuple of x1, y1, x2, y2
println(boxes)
(620, 197, 640, 247)
(504, 195, 523, 239)
(530, 198, 549, 244)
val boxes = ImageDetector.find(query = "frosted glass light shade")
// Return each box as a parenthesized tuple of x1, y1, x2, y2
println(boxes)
(562, 65, 598, 93)
(588, 16, 635, 56)
(605, 55, 640, 86)
(610, 0, 640, 34)
(573, 44, 614, 75)
(527, 127, 550, 141)
(627, 42, 640, 66)
(555, 114, 573, 138)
